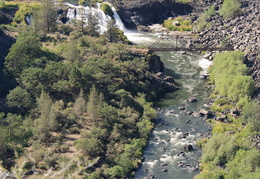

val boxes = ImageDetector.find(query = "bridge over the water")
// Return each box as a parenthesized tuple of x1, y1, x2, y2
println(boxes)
(148, 34, 234, 52)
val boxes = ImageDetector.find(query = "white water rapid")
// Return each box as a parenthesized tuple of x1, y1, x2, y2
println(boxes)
(64, 2, 128, 34)
(63, 2, 213, 179)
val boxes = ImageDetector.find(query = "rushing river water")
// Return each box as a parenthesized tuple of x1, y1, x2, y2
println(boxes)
(125, 32, 212, 179)
(61, 3, 212, 177)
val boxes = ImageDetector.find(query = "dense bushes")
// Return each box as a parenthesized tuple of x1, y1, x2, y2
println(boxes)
(196, 51, 259, 178)
(208, 51, 254, 107)
(163, 16, 192, 31)
(219, 0, 241, 19)
(0, 17, 162, 177)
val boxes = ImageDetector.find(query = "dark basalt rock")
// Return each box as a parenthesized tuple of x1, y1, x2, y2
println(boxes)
(189, 97, 198, 103)
(112, 0, 193, 29)
(179, 106, 186, 110)
(161, 163, 168, 167)
(184, 144, 193, 152)
(147, 174, 155, 179)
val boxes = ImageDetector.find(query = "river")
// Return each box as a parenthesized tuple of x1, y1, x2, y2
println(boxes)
(62, 4, 212, 178)
(125, 32, 212, 179)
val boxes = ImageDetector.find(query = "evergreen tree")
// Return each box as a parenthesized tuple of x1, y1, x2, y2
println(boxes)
(87, 85, 104, 124)
(5, 31, 42, 76)
(7, 86, 34, 113)
(73, 89, 86, 117)
(86, 12, 100, 37)
(104, 19, 118, 43)
(34, 90, 57, 141)
(33, 0, 57, 33)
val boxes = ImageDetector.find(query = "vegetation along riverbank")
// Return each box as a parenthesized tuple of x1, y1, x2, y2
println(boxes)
(0, 0, 259, 178)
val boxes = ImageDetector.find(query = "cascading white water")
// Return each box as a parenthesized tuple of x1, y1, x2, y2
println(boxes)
(25, 14, 32, 25)
(64, 2, 153, 42)
(64, 3, 111, 34)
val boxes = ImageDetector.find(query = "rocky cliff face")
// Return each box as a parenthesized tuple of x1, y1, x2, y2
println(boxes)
(110, 0, 193, 29)
(193, 0, 260, 99)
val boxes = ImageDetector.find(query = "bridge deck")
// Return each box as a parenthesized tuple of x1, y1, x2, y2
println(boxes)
(149, 47, 233, 52)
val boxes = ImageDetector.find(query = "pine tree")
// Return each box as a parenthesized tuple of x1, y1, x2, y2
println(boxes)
(86, 12, 100, 37)
(87, 85, 104, 124)
(73, 89, 86, 117)
(33, 0, 57, 34)
(34, 90, 57, 141)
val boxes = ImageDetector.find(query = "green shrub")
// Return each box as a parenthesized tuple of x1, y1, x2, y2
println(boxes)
(219, 0, 241, 19)
(100, 3, 113, 18)
(196, 5, 216, 32)
(13, 3, 40, 24)
(163, 16, 192, 31)
(204, 5, 216, 19)
(0, 0, 6, 9)
(209, 51, 254, 106)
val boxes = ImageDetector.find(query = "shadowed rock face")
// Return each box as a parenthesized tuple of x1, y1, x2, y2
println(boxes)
(112, 0, 193, 29)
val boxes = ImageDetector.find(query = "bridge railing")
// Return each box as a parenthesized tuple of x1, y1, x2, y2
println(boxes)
(148, 34, 234, 52)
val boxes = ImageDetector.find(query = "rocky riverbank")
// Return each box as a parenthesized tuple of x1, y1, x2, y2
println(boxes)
(113, 0, 259, 100)
(193, 0, 260, 99)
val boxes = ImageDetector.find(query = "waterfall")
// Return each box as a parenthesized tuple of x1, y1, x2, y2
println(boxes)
(64, 2, 126, 34)
(110, 5, 127, 32)
(25, 14, 32, 25)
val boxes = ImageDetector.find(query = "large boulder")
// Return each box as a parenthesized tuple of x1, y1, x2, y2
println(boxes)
(184, 144, 193, 152)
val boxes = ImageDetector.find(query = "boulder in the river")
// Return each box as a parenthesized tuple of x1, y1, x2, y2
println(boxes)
(141, 156, 146, 162)
(188, 97, 198, 103)
(182, 132, 189, 138)
(199, 109, 214, 119)
(179, 106, 186, 110)
(184, 144, 193, 152)
(186, 119, 192, 123)
(199, 73, 210, 79)
(187, 111, 193, 115)
(162, 169, 168, 172)
(147, 174, 155, 179)
(161, 163, 168, 167)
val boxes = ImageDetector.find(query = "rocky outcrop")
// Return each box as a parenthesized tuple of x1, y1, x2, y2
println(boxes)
(110, 0, 193, 29)
(148, 53, 164, 73)
(153, 72, 178, 92)
(193, 0, 260, 99)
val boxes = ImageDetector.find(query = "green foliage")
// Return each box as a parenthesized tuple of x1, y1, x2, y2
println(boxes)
(209, 51, 254, 106)
(0, 0, 6, 9)
(204, 5, 216, 19)
(2, 27, 163, 177)
(163, 16, 192, 31)
(86, 12, 100, 37)
(34, 90, 58, 142)
(109, 165, 125, 178)
(13, 3, 40, 25)
(7, 86, 34, 113)
(75, 137, 104, 158)
(33, 0, 57, 33)
(241, 100, 260, 133)
(201, 133, 239, 165)
(225, 149, 260, 178)
(87, 85, 105, 123)
(103, 19, 129, 43)
(100, 3, 113, 17)
(219, 0, 241, 19)
(5, 31, 42, 76)
(196, 5, 216, 32)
